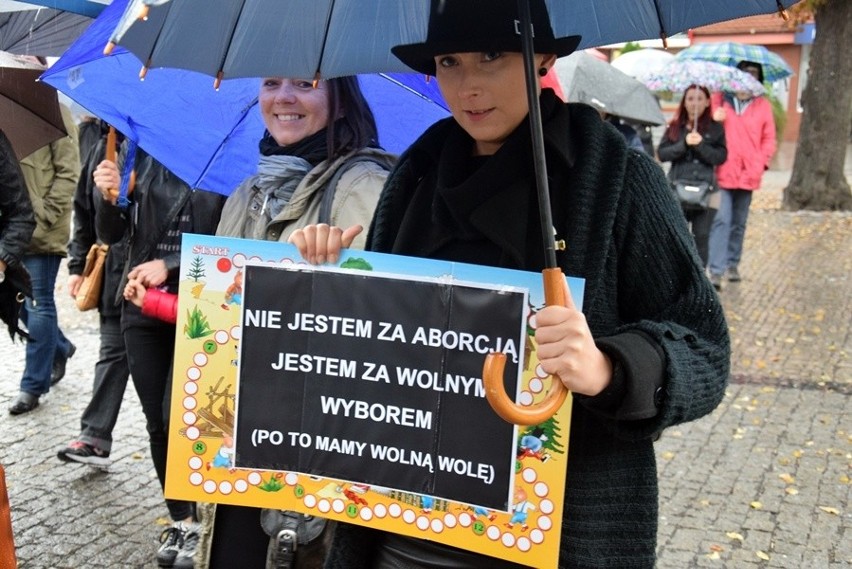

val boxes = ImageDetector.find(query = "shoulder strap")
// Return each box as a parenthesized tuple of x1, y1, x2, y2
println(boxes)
(317, 157, 387, 225)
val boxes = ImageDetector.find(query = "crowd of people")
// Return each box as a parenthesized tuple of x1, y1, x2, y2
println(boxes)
(2, 0, 787, 567)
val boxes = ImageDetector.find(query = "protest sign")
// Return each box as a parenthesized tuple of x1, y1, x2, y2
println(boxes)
(166, 234, 584, 567)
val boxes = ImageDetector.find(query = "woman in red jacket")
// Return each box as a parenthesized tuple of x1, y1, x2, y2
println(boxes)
(707, 61, 776, 290)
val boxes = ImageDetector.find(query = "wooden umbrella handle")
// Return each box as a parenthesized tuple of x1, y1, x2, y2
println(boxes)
(104, 127, 135, 198)
(483, 268, 569, 425)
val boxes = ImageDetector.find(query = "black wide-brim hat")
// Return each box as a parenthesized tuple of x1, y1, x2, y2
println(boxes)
(392, 0, 581, 76)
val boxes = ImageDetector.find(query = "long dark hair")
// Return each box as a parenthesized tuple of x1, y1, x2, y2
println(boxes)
(664, 84, 712, 142)
(325, 76, 379, 159)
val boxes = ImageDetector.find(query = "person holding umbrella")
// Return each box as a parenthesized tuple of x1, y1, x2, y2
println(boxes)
(92, 148, 226, 568)
(657, 84, 728, 267)
(707, 60, 776, 290)
(289, 0, 730, 567)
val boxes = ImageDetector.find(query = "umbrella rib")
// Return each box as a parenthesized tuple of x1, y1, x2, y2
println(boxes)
(651, 0, 669, 48)
(313, 0, 336, 82)
(212, 0, 247, 89)
(193, 96, 260, 189)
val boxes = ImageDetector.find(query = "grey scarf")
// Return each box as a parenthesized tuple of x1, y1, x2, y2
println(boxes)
(255, 155, 313, 219)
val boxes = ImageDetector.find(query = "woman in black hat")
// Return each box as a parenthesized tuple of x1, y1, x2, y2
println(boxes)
(291, 0, 730, 567)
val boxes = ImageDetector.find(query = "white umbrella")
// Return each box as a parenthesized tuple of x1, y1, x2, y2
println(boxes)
(611, 48, 675, 78)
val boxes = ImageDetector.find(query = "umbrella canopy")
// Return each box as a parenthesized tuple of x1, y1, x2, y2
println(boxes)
(0, 49, 66, 159)
(108, 0, 800, 82)
(1, 0, 109, 18)
(675, 41, 794, 83)
(610, 48, 675, 78)
(41, 0, 449, 195)
(0, 4, 93, 56)
(641, 59, 766, 97)
(553, 51, 664, 126)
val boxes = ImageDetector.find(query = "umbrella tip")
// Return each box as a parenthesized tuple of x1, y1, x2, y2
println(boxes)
(139, 65, 149, 81)
(104, 41, 115, 56)
(214, 71, 224, 91)
(660, 33, 668, 49)
(138, 5, 150, 21)
(776, 0, 790, 21)
(312, 71, 321, 89)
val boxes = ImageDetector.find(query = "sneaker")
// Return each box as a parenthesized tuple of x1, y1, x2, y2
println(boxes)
(51, 342, 77, 385)
(57, 440, 111, 467)
(709, 273, 723, 291)
(157, 522, 188, 567)
(727, 267, 742, 282)
(172, 522, 202, 569)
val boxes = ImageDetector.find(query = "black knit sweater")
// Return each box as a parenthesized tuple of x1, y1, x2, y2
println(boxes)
(326, 92, 730, 569)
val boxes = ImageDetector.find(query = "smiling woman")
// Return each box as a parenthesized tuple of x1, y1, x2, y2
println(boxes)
(200, 73, 397, 569)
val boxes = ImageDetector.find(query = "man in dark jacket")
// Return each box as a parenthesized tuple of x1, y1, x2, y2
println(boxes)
(57, 126, 130, 466)
(0, 129, 36, 342)
(10, 104, 79, 415)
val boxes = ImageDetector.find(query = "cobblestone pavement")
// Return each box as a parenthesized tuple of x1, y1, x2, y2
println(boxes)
(2, 159, 850, 568)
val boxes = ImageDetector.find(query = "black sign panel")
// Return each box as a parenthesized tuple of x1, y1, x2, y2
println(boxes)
(235, 265, 526, 510)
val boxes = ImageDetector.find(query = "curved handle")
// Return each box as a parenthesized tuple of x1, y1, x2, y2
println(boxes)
(483, 268, 569, 425)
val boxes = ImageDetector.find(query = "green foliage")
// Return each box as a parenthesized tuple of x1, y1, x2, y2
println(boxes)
(340, 257, 373, 271)
(259, 475, 284, 492)
(620, 41, 642, 55)
(184, 305, 214, 339)
(187, 256, 206, 282)
(764, 84, 788, 145)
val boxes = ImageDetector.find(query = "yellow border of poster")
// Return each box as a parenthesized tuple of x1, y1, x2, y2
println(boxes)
(166, 234, 582, 568)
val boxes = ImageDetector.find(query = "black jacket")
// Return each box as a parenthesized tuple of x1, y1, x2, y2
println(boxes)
(95, 148, 226, 327)
(657, 121, 727, 187)
(0, 129, 36, 269)
(327, 93, 730, 569)
(68, 136, 129, 317)
(0, 129, 36, 339)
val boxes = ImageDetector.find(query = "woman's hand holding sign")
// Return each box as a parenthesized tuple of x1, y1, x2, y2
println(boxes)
(288, 223, 363, 265)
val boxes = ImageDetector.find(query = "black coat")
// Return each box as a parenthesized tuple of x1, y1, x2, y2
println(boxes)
(657, 121, 727, 187)
(0, 129, 36, 340)
(328, 93, 730, 569)
(67, 136, 128, 317)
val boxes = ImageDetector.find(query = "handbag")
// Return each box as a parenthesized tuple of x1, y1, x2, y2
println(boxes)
(673, 179, 714, 210)
(259, 509, 333, 569)
(0, 263, 32, 341)
(75, 244, 109, 312)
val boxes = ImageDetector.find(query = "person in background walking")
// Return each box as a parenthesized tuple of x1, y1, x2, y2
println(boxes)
(707, 61, 776, 290)
(57, 121, 130, 466)
(93, 149, 225, 568)
(658, 84, 727, 267)
(8, 99, 79, 415)
(0, 129, 36, 340)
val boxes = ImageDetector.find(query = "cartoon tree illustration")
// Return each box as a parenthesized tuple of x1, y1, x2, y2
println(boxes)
(520, 416, 566, 456)
(187, 256, 206, 281)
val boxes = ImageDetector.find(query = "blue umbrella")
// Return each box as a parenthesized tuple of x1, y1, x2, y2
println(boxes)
(40, 0, 449, 196)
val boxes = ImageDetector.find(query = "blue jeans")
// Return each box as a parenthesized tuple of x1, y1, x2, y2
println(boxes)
(78, 315, 130, 452)
(708, 189, 753, 276)
(19, 255, 72, 396)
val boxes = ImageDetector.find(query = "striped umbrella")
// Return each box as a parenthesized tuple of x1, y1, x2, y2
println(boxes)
(674, 42, 794, 83)
(641, 59, 766, 97)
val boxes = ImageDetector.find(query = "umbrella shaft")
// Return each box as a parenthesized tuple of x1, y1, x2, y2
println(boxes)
(518, 0, 558, 269)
